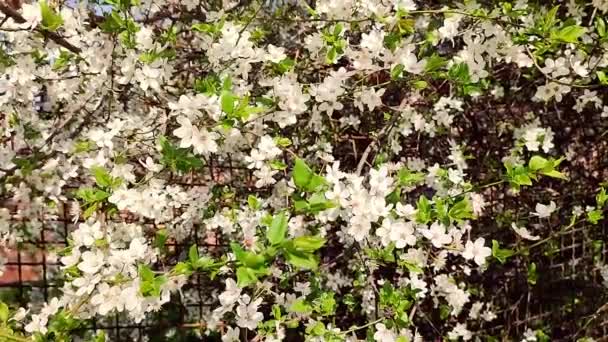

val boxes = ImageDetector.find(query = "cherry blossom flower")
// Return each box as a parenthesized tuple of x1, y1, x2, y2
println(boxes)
(77, 250, 105, 274)
(219, 279, 241, 307)
(511, 223, 540, 241)
(462, 238, 492, 266)
(374, 323, 396, 342)
(236, 295, 264, 330)
(532, 201, 557, 218)
(420, 222, 452, 248)
(388, 219, 417, 248)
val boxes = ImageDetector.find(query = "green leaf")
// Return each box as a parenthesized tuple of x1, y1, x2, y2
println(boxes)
(268, 212, 288, 245)
(154, 229, 168, 250)
(439, 304, 451, 320)
(272, 304, 282, 319)
(397, 18, 415, 35)
(93, 331, 107, 342)
(294, 200, 310, 213)
(505, 162, 534, 189)
(269, 159, 287, 170)
(529, 156, 567, 180)
(260, 213, 273, 227)
(230, 243, 266, 269)
(366, 243, 396, 263)
(333, 23, 343, 37)
(448, 198, 474, 222)
(306, 193, 335, 213)
(553, 25, 586, 43)
(139, 263, 166, 297)
(412, 80, 428, 90)
(308, 175, 327, 192)
(248, 195, 261, 210)
(448, 62, 471, 83)
(173, 262, 193, 276)
(192, 22, 222, 36)
(306, 321, 326, 336)
(289, 299, 312, 313)
(40, 1, 64, 31)
(528, 155, 548, 171)
(221, 91, 235, 115)
(313, 292, 336, 316)
(222, 76, 232, 91)
(274, 58, 295, 74)
(91, 166, 113, 188)
(415, 195, 432, 224)
(541, 169, 567, 179)
(292, 235, 326, 251)
(236, 266, 261, 287)
(587, 210, 604, 224)
(138, 264, 155, 282)
(52, 50, 72, 71)
(75, 188, 110, 203)
(100, 11, 124, 33)
(384, 32, 402, 51)
(399, 260, 423, 274)
(194, 74, 220, 94)
(597, 187, 608, 208)
(596, 17, 606, 38)
(542, 5, 560, 32)
(193, 256, 214, 270)
(391, 64, 404, 80)
(275, 137, 292, 147)
(597, 70, 608, 85)
(0, 302, 8, 323)
(326, 47, 338, 64)
(491, 240, 514, 264)
(83, 203, 99, 218)
(293, 158, 313, 188)
(527, 262, 537, 285)
(284, 248, 318, 269)
(434, 197, 449, 223)
(159, 136, 202, 172)
(292, 158, 326, 192)
(397, 168, 425, 187)
(424, 54, 447, 72)
(188, 245, 199, 265)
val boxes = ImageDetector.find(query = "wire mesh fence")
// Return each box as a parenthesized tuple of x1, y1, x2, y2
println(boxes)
(2, 166, 608, 341)
(0, 152, 283, 341)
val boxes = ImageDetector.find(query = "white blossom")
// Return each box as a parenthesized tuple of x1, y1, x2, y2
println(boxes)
(462, 238, 492, 266)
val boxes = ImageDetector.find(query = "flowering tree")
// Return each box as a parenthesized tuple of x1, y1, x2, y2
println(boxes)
(0, 0, 607, 341)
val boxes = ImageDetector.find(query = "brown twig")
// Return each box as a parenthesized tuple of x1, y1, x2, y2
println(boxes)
(355, 112, 401, 176)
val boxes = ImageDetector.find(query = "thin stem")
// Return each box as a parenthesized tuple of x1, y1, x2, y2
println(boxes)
(355, 112, 401, 176)
(342, 318, 383, 335)
(236, 4, 263, 46)
(479, 180, 505, 189)
(513, 215, 588, 256)
(447, 179, 506, 201)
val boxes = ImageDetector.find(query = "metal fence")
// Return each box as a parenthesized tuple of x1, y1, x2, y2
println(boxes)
(3, 176, 608, 341)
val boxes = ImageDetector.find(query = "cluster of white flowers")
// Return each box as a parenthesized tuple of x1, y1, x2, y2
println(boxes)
(109, 181, 209, 223)
(512, 120, 555, 154)
(245, 135, 282, 188)
(57, 221, 185, 323)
